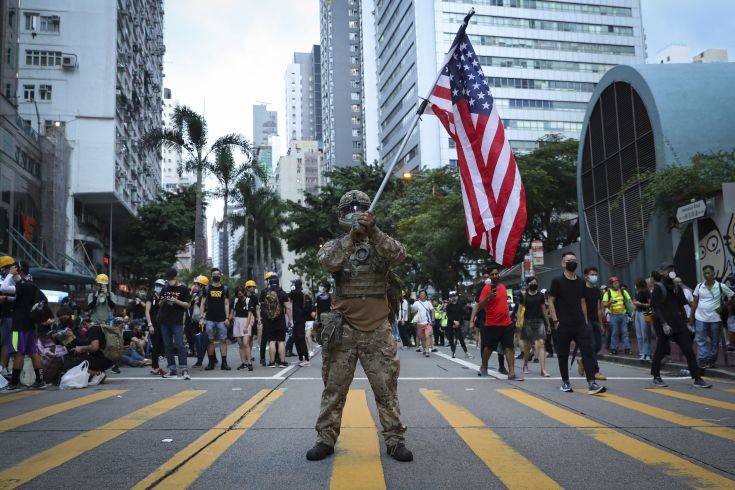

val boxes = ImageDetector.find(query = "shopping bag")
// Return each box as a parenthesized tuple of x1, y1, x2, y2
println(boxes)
(60, 360, 90, 389)
(20, 357, 36, 386)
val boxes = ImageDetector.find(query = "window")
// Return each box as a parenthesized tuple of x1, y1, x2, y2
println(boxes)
(351, 68, 360, 76)
(351, 116, 361, 125)
(352, 141, 362, 149)
(39, 84, 52, 101)
(350, 92, 360, 101)
(22, 84, 34, 101)
(25, 50, 63, 67)
(24, 12, 37, 30)
(39, 15, 59, 33)
(44, 120, 65, 134)
(352, 129, 361, 137)
(349, 20, 359, 29)
(351, 104, 360, 112)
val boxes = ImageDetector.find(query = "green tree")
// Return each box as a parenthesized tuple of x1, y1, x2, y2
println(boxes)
(209, 145, 264, 277)
(143, 105, 251, 264)
(118, 186, 198, 283)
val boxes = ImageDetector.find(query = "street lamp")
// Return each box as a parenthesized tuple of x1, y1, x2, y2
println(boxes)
(402, 171, 412, 181)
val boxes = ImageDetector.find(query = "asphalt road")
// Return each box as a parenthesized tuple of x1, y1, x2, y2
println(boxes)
(1, 341, 734, 489)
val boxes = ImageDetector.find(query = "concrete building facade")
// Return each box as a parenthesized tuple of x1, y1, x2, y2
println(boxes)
(160, 88, 193, 192)
(285, 46, 322, 145)
(320, 0, 366, 170)
(373, 0, 645, 173)
(253, 103, 278, 146)
(15, 0, 164, 278)
(655, 44, 729, 64)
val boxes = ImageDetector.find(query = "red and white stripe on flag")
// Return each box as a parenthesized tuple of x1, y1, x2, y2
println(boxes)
(425, 37, 526, 267)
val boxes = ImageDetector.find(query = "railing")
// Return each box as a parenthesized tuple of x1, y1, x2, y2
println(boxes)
(7, 226, 95, 277)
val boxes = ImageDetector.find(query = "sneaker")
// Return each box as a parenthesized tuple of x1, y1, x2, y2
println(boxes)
(260, 359, 266, 367)
(205, 363, 215, 371)
(587, 382, 606, 395)
(182, 370, 191, 380)
(515, 352, 523, 360)
(278, 362, 289, 368)
(237, 363, 247, 370)
(477, 367, 488, 377)
(88, 372, 106, 386)
(560, 381, 573, 393)
(430, 348, 438, 353)
(387, 443, 413, 462)
(111, 364, 121, 374)
(30, 379, 48, 390)
(193, 362, 203, 368)
(651, 377, 668, 387)
(638, 354, 645, 361)
(594, 372, 607, 381)
(299, 360, 310, 367)
(498, 366, 508, 375)
(2, 383, 21, 393)
(221, 362, 232, 371)
(522, 364, 529, 374)
(308, 351, 315, 357)
(306, 443, 334, 461)
(247, 363, 253, 372)
(415, 347, 422, 352)
(268, 362, 277, 368)
(693, 378, 712, 389)
(465, 352, 473, 359)
(451, 353, 455, 358)
(424, 352, 430, 358)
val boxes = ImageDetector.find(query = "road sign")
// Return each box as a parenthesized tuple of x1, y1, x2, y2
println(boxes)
(676, 200, 706, 224)
(531, 240, 544, 265)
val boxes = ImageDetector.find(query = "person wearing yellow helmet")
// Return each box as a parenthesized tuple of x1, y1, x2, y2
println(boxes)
(188, 275, 208, 367)
(88, 273, 116, 325)
(243, 279, 259, 366)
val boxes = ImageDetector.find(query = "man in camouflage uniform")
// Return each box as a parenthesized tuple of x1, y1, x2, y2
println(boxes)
(306, 190, 413, 463)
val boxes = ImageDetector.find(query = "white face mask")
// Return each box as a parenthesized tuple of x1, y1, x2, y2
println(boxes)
(484, 278, 493, 285)
(318, 287, 325, 294)
(154, 286, 163, 294)
(668, 271, 677, 279)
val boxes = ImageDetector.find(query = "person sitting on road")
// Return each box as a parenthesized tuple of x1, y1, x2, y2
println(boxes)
(63, 318, 113, 386)
(121, 320, 151, 367)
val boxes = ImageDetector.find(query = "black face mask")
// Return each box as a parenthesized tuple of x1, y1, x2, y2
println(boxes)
(528, 284, 538, 292)
(212, 275, 222, 282)
(565, 261, 578, 272)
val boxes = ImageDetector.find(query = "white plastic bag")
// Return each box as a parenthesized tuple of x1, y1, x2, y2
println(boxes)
(20, 357, 36, 386)
(60, 361, 89, 390)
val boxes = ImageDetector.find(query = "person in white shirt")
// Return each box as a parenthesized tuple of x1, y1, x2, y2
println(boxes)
(411, 290, 434, 357)
(690, 265, 735, 368)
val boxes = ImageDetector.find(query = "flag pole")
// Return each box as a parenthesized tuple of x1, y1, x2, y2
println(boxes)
(368, 8, 475, 212)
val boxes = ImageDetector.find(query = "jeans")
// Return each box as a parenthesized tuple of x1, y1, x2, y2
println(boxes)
(634, 312, 652, 357)
(121, 347, 145, 367)
(694, 320, 720, 364)
(391, 321, 400, 341)
(160, 323, 187, 370)
(609, 314, 631, 352)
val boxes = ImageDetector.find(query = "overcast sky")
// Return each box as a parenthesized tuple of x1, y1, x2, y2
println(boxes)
(162, 0, 733, 250)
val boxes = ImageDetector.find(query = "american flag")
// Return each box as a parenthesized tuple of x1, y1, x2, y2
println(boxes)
(424, 13, 526, 267)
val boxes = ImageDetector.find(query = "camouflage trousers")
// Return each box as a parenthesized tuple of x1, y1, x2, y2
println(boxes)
(315, 319, 406, 448)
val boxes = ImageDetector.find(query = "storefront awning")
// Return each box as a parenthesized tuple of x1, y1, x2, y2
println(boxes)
(29, 267, 96, 286)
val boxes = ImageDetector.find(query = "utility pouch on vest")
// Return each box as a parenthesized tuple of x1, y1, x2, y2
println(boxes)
(320, 311, 344, 350)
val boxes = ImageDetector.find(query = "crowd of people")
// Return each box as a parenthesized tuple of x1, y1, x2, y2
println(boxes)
(0, 257, 334, 392)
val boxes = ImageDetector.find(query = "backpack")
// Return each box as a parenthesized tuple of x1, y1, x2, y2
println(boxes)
(101, 324, 123, 361)
(263, 288, 283, 321)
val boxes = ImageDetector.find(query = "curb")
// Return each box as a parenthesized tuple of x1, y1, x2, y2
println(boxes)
(598, 353, 735, 381)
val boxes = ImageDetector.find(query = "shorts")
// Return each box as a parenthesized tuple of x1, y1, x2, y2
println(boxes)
(0, 317, 11, 346)
(417, 323, 432, 339)
(232, 317, 251, 337)
(205, 321, 227, 341)
(9, 330, 39, 355)
(263, 318, 286, 342)
(521, 318, 547, 342)
(481, 325, 513, 351)
(305, 321, 314, 331)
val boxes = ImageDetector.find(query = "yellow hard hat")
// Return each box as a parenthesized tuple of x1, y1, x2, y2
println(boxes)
(95, 273, 109, 285)
(245, 280, 257, 288)
(195, 275, 209, 286)
(264, 271, 276, 280)
(0, 256, 15, 269)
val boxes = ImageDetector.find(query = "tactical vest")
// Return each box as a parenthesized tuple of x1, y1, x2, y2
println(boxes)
(333, 238, 389, 300)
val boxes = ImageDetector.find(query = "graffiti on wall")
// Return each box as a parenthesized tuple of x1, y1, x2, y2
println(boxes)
(674, 209, 735, 285)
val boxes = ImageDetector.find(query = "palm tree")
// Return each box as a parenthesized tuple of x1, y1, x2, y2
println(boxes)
(143, 105, 250, 264)
(209, 146, 264, 277)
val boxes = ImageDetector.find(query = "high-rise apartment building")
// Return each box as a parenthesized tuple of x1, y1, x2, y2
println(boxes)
(160, 88, 193, 192)
(285, 46, 322, 144)
(253, 103, 278, 146)
(320, 0, 366, 170)
(373, 0, 645, 172)
(16, 0, 164, 275)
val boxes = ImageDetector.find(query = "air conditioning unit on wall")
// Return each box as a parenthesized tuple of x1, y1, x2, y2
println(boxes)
(62, 54, 77, 69)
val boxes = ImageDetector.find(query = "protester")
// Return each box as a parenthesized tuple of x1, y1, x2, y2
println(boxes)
(411, 290, 434, 357)
(188, 275, 208, 367)
(200, 268, 231, 371)
(520, 277, 549, 377)
(288, 279, 311, 367)
(146, 279, 166, 375)
(397, 292, 412, 349)
(314, 280, 332, 353)
(650, 264, 711, 388)
(128, 286, 148, 324)
(0, 256, 16, 378)
(63, 317, 113, 386)
(632, 278, 653, 361)
(158, 268, 191, 379)
(445, 291, 471, 358)
(0, 261, 50, 391)
(260, 272, 291, 368)
(121, 319, 150, 367)
(432, 299, 446, 347)
(231, 286, 253, 371)
(727, 275, 735, 352)
(477, 266, 519, 379)
(581, 267, 606, 380)
(603, 276, 632, 355)
(547, 252, 606, 394)
(690, 265, 734, 368)
(88, 273, 115, 325)
(244, 280, 259, 362)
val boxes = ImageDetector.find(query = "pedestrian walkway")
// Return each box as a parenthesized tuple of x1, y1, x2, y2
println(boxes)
(0, 382, 733, 488)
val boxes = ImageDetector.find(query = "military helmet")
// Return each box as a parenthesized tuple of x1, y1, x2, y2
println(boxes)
(337, 190, 371, 228)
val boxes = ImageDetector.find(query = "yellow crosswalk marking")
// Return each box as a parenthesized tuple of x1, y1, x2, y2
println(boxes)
(134, 388, 282, 490)
(499, 389, 734, 489)
(421, 389, 560, 489)
(330, 389, 385, 490)
(650, 388, 735, 411)
(0, 390, 127, 432)
(0, 390, 204, 489)
(724, 388, 735, 394)
(0, 391, 39, 405)
(597, 393, 735, 442)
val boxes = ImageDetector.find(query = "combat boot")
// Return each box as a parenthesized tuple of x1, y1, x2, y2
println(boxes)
(387, 443, 413, 462)
(306, 442, 334, 461)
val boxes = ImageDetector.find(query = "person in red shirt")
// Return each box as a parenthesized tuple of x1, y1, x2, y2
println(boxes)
(477, 266, 521, 380)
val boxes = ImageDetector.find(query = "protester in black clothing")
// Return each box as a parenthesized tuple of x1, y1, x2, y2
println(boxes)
(63, 319, 113, 385)
(315, 281, 332, 320)
(520, 277, 549, 377)
(158, 268, 191, 379)
(547, 252, 606, 394)
(200, 268, 231, 371)
(445, 292, 471, 358)
(288, 279, 311, 366)
(581, 267, 606, 380)
(146, 279, 166, 375)
(259, 273, 292, 367)
(128, 286, 148, 322)
(650, 264, 711, 388)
